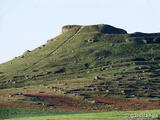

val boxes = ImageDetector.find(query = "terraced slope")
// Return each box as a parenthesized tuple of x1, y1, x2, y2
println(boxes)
(0, 24, 160, 106)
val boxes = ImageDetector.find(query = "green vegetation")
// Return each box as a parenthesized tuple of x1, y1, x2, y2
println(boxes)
(1, 108, 159, 120)
(0, 107, 79, 120)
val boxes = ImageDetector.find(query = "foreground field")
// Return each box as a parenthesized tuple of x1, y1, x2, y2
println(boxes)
(5, 111, 160, 120)
(1, 108, 160, 120)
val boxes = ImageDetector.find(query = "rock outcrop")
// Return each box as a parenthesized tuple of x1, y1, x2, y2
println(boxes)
(62, 24, 127, 34)
(62, 25, 81, 34)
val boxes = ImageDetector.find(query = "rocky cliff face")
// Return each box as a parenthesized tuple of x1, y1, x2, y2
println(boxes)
(62, 25, 81, 34)
(62, 24, 127, 34)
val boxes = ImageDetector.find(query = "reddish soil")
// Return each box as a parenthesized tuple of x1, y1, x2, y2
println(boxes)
(0, 93, 159, 112)
(24, 93, 91, 111)
(94, 97, 160, 111)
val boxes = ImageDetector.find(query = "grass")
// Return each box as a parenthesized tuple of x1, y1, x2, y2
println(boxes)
(0, 107, 80, 120)
(1, 108, 159, 120)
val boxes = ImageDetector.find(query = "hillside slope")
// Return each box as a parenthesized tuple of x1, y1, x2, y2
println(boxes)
(0, 24, 160, 102)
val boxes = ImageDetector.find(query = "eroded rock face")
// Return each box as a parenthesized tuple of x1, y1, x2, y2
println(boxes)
(61, 24, 127, 34)
(62, 25, 80, 34)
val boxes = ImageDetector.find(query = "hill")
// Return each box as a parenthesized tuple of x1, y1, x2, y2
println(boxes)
(0, 24, 160, 111)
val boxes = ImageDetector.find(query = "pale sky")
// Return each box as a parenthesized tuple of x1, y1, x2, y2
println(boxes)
(0, 0, 160, 63)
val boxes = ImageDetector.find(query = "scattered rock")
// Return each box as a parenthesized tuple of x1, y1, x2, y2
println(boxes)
(142, 39, 147, 44)
(125, 39, 130, 42)
(94, 76, 101, 80)
(9, 94, 13, 97)
(12, 81, 16, 84)
(106, 90, 109, 93)
(15, 92, 23, 95)
(87, 39, 97, 42)
(121, 90, 125, 94)
(25, 75, 29, 79)
(100, 67, 105, 71)
(23, 50, 31, 55)
(64, 82, 67, 85)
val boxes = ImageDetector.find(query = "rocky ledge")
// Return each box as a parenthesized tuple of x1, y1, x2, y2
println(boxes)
(62, 24, 127, 34)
